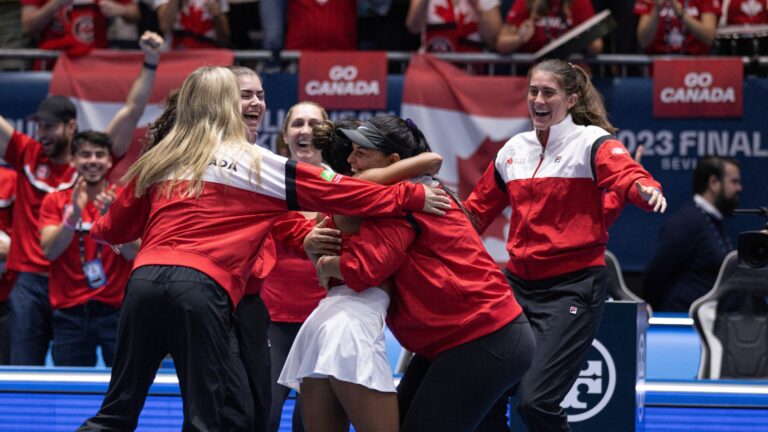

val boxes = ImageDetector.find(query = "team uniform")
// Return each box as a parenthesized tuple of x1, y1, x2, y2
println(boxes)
(3, 131, 77, 365)
(284, 0, 356, 50)
(79, 145, 427, 431)
(21, 0, 133, 57)
(721, 0, 768, 24)
(233, 237, 277, 432)
(278, 217, 395, 395)
(154, 0, 230, 49)
(634, 0, 721, 54)
(39, 187, 131, 366)
(505, 0, 597, 52)
(421, 0, 499, 52)
(0, 167, 17, 364)
(336, 179, 534, 432)
(464, 114, 661, 430)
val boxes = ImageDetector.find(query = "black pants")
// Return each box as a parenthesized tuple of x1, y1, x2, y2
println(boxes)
(235, 293, 272, 432)
(397, 315, 535, 432)
(267, 321, 305, 432)
(503, 266, 608, 432)
(78, 265, 253, 431)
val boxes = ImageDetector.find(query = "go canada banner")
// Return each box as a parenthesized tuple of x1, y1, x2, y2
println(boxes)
(298, 51, 388, 110)
(401, 54, 530, 262)
(652, 57, 743, 118)
(49, 49, 235, 179)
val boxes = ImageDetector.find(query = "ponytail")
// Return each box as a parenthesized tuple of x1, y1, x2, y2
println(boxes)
(529, 59, 617, 135)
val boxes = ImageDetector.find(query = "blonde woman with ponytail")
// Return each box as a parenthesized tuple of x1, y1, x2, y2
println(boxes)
(464, 58, 666, 431)
(78, 67, 451, 432)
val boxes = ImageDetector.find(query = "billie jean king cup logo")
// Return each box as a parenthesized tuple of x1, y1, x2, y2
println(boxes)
(561, 339, 616, 422)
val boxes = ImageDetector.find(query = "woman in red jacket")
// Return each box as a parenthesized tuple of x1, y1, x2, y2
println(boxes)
(313, 117, 535, 432)
(463, 58, 666, 431)
(77, 66, 450, 431)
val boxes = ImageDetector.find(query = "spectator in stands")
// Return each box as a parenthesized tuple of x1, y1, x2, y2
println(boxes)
(156, 0, 230, 49)
(463, 59, 666, 430)
(720, 0, 768, 24)
(39, 131, 140, 367)
(495, 0, 603, 54)
(635, 0, 719, 55)
(261, 101, 329, 432)
(0, 30, 161, 366)
(406, 0, 502, 52)
(21, 0, 139, 63)
(260, 0, 285, 53)
(285, 0, 356, 51)
(643, 156, 741, 312)
(0, 0, 32, 70)
(228, 0, 259, 49)
(0, 165, 16, 364)
(359, 0, 420, 51)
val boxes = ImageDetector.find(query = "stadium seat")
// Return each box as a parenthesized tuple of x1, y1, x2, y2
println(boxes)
(690, 251, 768, 379)
(605, 250, 647, 304)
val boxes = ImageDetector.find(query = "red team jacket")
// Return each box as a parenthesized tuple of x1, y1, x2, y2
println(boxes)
(339, 197, 523, 360)
(464, 115, 661, 281)
(91, 146, 427, 307)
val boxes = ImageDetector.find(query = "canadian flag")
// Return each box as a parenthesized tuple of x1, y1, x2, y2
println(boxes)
(49, 49, 235, 179)
(401, 54, 530, 262)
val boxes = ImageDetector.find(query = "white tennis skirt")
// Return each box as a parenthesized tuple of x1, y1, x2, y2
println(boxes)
(277, 285, 396, 393)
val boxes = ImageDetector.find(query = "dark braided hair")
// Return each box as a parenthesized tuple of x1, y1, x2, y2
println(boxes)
(312, 119, 360, 174)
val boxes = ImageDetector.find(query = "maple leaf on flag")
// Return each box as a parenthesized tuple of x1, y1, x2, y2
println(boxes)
(180, 5, 214, 37)
(457, 136, 509, 242)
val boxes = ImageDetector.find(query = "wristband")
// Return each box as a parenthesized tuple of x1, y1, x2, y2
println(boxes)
(143, 61, 158, 71)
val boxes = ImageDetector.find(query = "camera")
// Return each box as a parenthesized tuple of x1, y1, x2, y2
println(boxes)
(738, 230, 768, 269)
(734, 208, 768, 269)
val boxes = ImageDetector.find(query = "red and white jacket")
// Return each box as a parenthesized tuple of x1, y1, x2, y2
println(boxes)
(339, 196, 523, 360)
(464, 115, 661, 281)
(91, 146, 426, 307)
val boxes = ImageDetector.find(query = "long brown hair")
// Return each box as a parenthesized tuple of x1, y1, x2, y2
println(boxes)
(528, 59, 616, 134)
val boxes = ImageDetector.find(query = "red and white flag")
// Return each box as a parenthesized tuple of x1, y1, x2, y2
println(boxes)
(401, 54, 530, 261)
(50, 49, 235, 179)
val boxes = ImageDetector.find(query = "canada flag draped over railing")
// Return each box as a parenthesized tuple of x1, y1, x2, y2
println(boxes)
(401, 54, 531, 261)
(49, 49, 235, 179)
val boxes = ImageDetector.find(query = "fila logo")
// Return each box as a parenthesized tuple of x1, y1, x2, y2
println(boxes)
(561, 339, 616, 422)
(555, 155, 562, 163)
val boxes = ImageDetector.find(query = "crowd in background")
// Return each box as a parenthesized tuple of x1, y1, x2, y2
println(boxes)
(0, 0, 767, 72)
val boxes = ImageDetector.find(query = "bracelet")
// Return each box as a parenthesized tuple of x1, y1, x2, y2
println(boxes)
(143, 61, 158, 71)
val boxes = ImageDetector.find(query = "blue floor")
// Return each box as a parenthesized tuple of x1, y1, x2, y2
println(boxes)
(1, 392, 767, 431)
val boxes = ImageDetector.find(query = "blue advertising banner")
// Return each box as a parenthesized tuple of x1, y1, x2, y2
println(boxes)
(597, 77, 768, 271)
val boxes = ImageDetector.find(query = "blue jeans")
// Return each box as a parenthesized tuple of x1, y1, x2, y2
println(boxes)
(9, 272, 52, 365)
(52, 300, 120, 367)
(259, 0, 286, 51)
